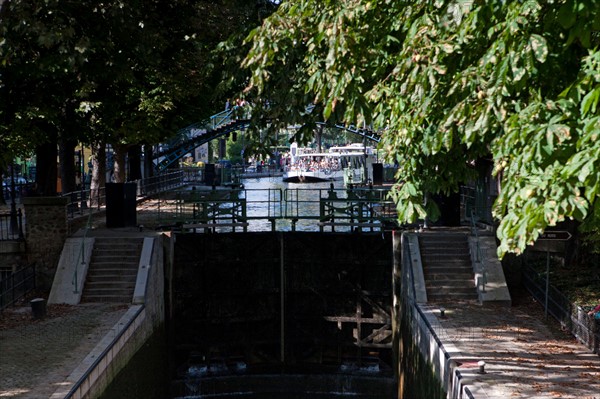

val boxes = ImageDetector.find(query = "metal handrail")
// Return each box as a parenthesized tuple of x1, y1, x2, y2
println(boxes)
(210, 108, 235, 128)
(157, 186, 397, 232)
(470, 210, 487, 293)
(71, 209, 93, 294)
(402, 233, 417, 303)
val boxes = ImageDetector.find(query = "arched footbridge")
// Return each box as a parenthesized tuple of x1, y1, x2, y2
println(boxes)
(153, 107, 382, 173)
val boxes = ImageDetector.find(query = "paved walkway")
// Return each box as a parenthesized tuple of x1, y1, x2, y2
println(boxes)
(424, 292, 600, 398)
(0, 302, 129, 398)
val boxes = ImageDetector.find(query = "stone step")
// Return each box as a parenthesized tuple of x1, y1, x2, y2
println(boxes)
(87, 269, 138, 278)
(93, 247, 141, 254)
(85, 281, 136, 289)
(419, 235, 468, 245)
(426, 292, 478, 301)
(421, 257, 472, 265)
(422, 260, 472, 267)
(93, 245, 141, 252)
(424, 272, 474, 281)
(82, 237, 143, 304)
(425, 283, 477, 294)
(86, 273, 137, 283)
(84, 284, 133, 295)
(419, 236, 469, 245)
(89, 261, 138, 268)
(90, 263, 139, 270)
(427, 280, 475, 288)
(80, 294, 132, 303)
(92, 249, 141, 257)
(424, 264, 473, 272)
(419, 248, 470, 257)
(94, 237, 143, 244)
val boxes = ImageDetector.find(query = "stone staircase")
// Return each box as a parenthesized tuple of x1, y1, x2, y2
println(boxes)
(81, 237, 143, 303)
(418, 233, 478, 302)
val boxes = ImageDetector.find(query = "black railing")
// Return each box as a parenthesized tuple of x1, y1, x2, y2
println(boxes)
(0, 209, 24, 241)
(0, 265, 36, 312)
(524, 265, 600, 355)
(60, 170, 185, 219)
(137, 170, 185, 197)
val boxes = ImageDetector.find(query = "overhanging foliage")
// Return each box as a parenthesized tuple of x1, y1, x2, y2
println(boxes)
(242, 0, 600, 257)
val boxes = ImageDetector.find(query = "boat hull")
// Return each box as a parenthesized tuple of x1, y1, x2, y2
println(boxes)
(282, 169, 342, 183)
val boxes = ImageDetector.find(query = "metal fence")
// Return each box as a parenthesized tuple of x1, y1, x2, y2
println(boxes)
(60, 170, 186, 219)
(0, 209, 24, 241)
(523, 265, 600, 354)
(0, 265, 36, 312)
(137, 170, 185, 196)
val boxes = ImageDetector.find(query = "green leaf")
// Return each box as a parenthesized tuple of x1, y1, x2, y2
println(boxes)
(528, 34, 548, 63)
(557, 1, 576, 29)
(581, 87, 600, 116)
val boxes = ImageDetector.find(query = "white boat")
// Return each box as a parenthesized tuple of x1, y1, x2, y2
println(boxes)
(283, 143, 376, 184)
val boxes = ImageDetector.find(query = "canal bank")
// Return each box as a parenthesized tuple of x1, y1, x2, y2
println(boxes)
(394, 231, 600, 399)
(0, 226, 167, 399)
(53, 228, 166, 399)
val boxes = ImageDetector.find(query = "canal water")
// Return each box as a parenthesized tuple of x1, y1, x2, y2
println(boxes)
(241, 176, 346, 232)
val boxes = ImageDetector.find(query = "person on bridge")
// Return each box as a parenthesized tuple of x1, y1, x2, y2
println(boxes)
(588, 303, 600, 320)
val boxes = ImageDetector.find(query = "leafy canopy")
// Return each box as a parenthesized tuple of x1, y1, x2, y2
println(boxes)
(243, 0, 600, 257)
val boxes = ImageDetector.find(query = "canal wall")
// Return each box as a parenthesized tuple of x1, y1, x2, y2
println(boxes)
(50, 233, 166, 399)
(394, 232, 468, 399)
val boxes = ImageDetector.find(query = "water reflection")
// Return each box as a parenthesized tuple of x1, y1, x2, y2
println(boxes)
(241, 177, 346, 232)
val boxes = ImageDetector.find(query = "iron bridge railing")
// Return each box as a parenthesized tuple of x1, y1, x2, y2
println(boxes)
(156, 186, 398, 232)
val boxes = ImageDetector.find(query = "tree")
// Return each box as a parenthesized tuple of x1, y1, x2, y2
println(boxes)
(242, 0, 600, 257)
(0, 0, 277, 196)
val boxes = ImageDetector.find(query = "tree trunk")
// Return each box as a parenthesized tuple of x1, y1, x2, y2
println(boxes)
(35, 140, 58, 196)
(90, 143, 106, 207)
(127, 145, 142, 181)
(143, 145, 154, 179)
(112, 144, 128, 183)
(58, 138, 77, 194)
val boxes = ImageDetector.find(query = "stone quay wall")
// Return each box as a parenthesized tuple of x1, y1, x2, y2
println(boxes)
(55, 234, 166, 399)
(21, 197, 69, 289)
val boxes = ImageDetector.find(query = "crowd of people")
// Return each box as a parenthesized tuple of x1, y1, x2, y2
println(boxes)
(286, 156, 340, 173)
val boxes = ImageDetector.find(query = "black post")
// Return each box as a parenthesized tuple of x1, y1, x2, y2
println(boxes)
(545, 249, 550, 320)
(9, 163, 18, 235)
(80, 144, 87, 210)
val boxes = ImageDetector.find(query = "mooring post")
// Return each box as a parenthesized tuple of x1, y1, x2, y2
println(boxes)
(280, 232, 285, 364)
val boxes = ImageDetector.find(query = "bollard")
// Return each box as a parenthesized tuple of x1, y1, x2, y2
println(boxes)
(478, 360, 486, 374)
(30, 298, 47, 319)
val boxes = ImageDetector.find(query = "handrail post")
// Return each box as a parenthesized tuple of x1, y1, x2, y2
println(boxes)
(470, 210, 486, 293)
